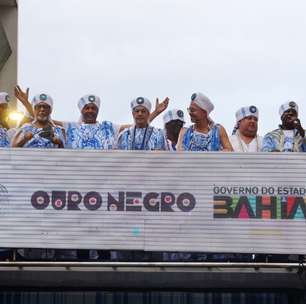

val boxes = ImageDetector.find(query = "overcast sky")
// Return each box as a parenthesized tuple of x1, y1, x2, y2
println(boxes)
(18, 0, 306, 134)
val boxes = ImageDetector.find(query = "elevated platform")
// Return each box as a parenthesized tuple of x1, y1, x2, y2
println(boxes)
(0, 262, 304, 290)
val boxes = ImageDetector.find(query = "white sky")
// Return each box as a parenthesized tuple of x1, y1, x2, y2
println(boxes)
(18, 0, 306, 135)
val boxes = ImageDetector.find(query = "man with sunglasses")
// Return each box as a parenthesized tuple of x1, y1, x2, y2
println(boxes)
(177, 92, 232, 151)
(12, 93, 64, 148)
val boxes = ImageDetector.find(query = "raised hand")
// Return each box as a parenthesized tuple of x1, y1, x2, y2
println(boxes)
(14, 85, 29, 103)
(149, 97, 170, 123)
(154, 97, 169, 114)
(14, 85, 34, 117)
(294, 119, 305, 137)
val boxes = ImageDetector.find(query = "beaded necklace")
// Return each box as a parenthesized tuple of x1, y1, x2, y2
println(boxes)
(236, 131, 260, 152)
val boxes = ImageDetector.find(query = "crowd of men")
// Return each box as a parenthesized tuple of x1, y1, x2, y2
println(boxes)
(0, 87, 305, 153)
(0, 86, 305, 261)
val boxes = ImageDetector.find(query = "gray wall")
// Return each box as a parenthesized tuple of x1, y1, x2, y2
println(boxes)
(0, 0, 17, 109)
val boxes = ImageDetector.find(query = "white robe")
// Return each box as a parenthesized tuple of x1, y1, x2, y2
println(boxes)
(230, 133, 263, 152)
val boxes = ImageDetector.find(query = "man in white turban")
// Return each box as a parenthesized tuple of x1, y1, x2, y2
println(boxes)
(163, 109, 185, 151)
(230, 105, 262, 152)
(12, 93, 64, 148)
(65, 94, 120, 150)
(177, 92, 232, 151)
(262, 101, 305, 152)
(117, 97, 166, 150)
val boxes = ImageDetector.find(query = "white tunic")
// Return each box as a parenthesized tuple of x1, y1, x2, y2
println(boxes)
(230, 133, 263, 152)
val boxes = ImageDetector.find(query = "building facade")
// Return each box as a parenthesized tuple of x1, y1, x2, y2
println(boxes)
(0, 0, 17, 109)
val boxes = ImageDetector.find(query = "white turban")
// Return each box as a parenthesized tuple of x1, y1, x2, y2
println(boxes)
(130, 97, 151, 112)
(279, 101, 298, 117)
(190, 92, 214, 114)
(235, 105, 259, 123)
(32, 93, 53, 110)
(163, 109, 185, 125)
(78, 94, 101, 112)
(0, 92, 10, 105)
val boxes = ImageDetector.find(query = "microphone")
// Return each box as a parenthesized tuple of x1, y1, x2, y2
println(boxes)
(293, 119, 300, 127)
(293, 119, 305, 137)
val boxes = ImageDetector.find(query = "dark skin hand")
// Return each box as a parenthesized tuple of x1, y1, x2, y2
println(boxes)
(293, 119, 305, 138)
(14, 85, 34, 118)
(12, 123, 64, 148)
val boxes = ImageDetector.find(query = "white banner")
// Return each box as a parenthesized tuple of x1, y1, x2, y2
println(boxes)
(1, 148, 306, 254)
